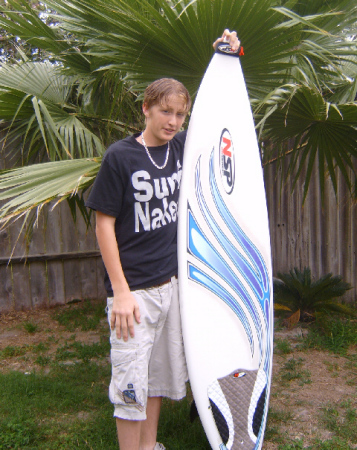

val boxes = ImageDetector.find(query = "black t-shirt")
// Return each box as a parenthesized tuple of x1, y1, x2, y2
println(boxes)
(86, 131, 187, 294)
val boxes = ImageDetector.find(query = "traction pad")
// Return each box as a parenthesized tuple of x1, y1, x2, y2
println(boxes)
(208, 368, 267, 449)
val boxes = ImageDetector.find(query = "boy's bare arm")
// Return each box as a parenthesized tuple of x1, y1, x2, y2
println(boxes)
(95, 211, 141, 341)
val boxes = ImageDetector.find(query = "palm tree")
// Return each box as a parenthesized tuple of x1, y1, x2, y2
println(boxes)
(0, 0, 356, 228)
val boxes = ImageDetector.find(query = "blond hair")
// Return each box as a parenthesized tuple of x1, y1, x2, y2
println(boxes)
(143, 78, 192, 113)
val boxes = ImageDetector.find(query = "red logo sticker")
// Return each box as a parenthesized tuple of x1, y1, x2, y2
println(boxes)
(233, 372, 246, 378)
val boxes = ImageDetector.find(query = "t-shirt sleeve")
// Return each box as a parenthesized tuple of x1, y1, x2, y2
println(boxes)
(85, 146, 126, 218)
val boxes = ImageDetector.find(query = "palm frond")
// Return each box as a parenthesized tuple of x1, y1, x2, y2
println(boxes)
(274, 267, 353, 320)
(0, 0, 356, 225)
(0, 60, 72, 105)
(0, 61, 110, 159)
(0, 158, 101, 226)
(314, 301, 356, 317)
(43, 0, 313, 99)
(0, 0, 91, 72)
(0, 0, 65, 53)
(261, 86, 357, 201)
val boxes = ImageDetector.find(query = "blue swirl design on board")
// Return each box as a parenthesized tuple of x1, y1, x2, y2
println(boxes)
(187, 152, 272, 368)
(186, 149, 273, 449)
(188, 263, 255, 354)
(208, 151, 272, 373)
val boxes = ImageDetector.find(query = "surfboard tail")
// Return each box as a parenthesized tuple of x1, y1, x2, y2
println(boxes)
(208, 368, 268, 450)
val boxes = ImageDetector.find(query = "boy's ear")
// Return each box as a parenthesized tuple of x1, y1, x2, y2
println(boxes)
(142, 102, 150, 117)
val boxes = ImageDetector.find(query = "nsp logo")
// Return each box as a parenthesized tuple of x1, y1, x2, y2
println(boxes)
(219, 128, 235, 194)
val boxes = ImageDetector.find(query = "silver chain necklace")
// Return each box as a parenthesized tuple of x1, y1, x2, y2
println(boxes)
(141, 133, 170, 170)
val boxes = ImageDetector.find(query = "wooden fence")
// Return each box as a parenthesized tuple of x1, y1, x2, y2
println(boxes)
(0, 152, 356, 312)
(0, 203, 106, 312)
(265, 160, 356, 303)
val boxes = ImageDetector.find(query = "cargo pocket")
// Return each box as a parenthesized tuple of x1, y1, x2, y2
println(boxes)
(109, 346, 143, 411)
(106, 297, 113, 329)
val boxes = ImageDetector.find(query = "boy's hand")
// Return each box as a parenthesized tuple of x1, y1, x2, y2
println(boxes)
(111, 291, 141, 341)
(213, 29, 240, 53)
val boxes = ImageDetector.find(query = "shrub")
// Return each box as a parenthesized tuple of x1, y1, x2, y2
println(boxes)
(274, 267, 354, 326)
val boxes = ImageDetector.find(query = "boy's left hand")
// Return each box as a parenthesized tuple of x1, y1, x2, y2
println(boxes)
(213, 29, 240, 53)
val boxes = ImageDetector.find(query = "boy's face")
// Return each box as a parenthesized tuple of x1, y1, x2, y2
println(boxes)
(142, 95, 187, 146)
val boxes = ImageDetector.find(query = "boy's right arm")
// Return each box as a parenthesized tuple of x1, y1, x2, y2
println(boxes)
(95, 211, 141, 341)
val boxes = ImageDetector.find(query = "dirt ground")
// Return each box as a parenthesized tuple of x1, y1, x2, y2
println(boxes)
(268, 327, 357, 448)
(0, 304, 356, 449)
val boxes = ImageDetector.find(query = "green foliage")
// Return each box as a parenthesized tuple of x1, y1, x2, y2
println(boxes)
(0, 342, 50, 360)
(0, 363, 110, 416)
(0, 158, 101, 230)
(266, 407, 293, 441)
(23, 321, 38, 333)
(158, 395, 210, 449)
(33, 342, 50, 353)
(262, 88, 357, 203)
(0, 363, 210, 449)
(0, 1, 54, 64)
(0, 363, 116, 449)
(274, 338, 293, 354)
(0, 418, 39, 450)
(279, 357, 311, 385)
(55, 339, 110, 362)
(0, 296, 356, 449)
(302, 316, 357, 354)
(275, 438, 355, 449)
(0, 345, 28, 358)
(321, 401, 357, 444)
(53, 299, 106, 331)
(35, 355, 51, 366)
(0, 0, 356, 230)
(274, 267, 354, 321)
(308, 438, 357, 449)
(277, 441, 304, 449)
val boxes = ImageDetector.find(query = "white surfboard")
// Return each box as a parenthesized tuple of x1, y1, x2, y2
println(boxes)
(178, 43, 274, 450)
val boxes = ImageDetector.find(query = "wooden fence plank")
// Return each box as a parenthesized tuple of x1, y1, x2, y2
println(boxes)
(47, 261, 66, 307)
(0, 266, 13, 312)
(0, 227, 13, 311)
(308, 166, 323, 275)
(29, 261, 48, 309)
(76, 212, 100, 299)
(60, 204, 82, 301)
(6, 218, 32, 310)
(80, 257, 100, 299)
(27, 211, 48, 308)
(12, 263, 32, 310)
(44, 204, 65, 306)
(44, 204, 63, 254)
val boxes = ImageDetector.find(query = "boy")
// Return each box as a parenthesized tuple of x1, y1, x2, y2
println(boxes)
(86, 30, 240, 450)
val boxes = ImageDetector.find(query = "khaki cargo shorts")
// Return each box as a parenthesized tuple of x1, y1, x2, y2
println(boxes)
(106, 276, 188, 420)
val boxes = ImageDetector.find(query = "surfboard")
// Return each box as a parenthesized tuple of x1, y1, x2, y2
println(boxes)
(178, 42, 274, 450)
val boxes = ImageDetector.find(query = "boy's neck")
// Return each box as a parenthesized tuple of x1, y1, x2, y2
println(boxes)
(138, 130, 169, 147)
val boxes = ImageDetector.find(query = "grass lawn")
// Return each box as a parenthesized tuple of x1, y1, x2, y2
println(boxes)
(0, 300, 356, 449)
(0, 363, 211, 449)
